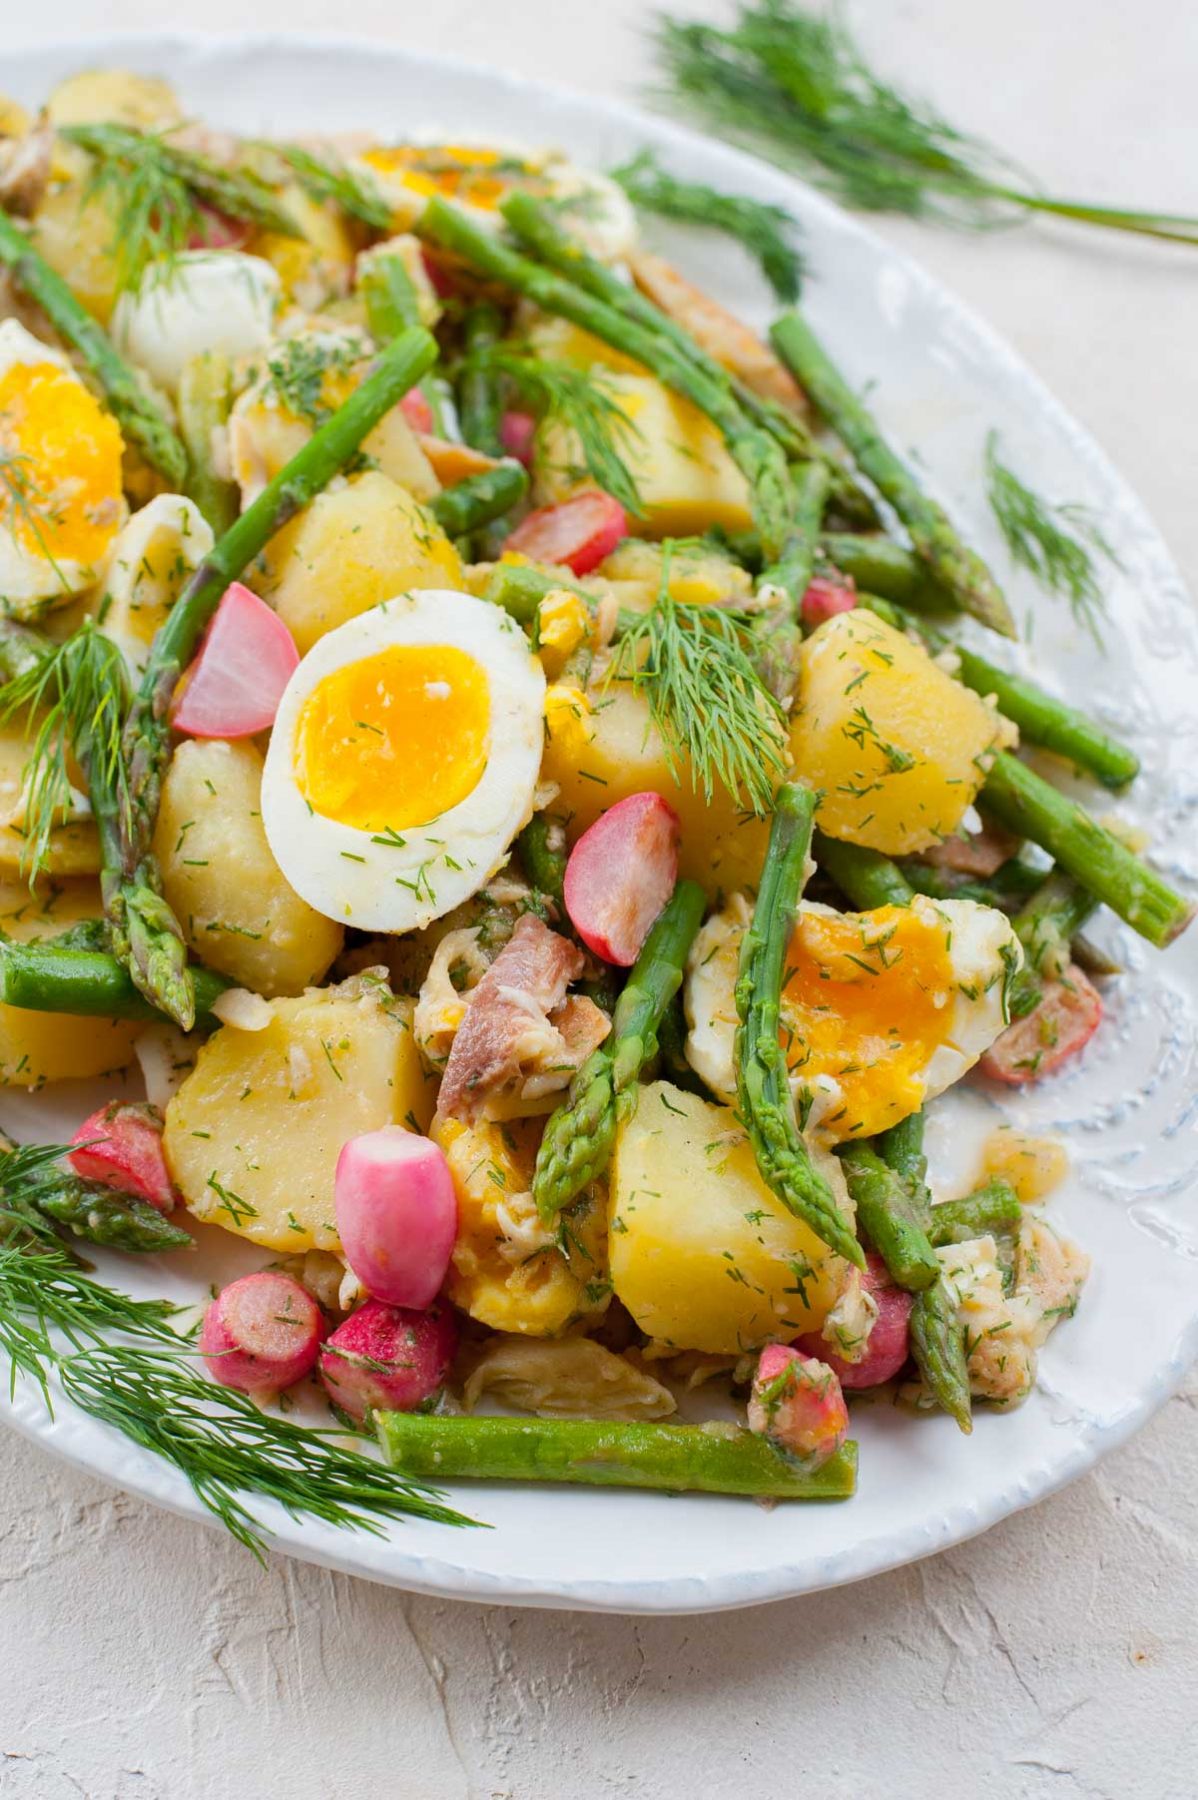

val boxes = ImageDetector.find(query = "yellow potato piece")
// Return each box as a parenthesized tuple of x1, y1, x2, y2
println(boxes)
(251, 183, 357, 308)
(791, 610, 1010, 855)
(540, 680, 769, 898)
(164, 978, 435, 1252)
(154, 738, 343, 997)
(597, 538, 753, 612)
(45, 69, 182, 129)
(434, 1113, 609, 1337)
(255, 471, 464, 654)
(610, 1081, 845, 1355)
(0, 877, 139, 1087)
(31, 181, 123, 325)
(0, 719, 99, 877)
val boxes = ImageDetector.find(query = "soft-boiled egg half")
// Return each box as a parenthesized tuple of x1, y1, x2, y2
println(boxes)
(0, 318, 125, 612)
(112, 251, 280, 394)
(685, 893, 1020, 1143)
(261, 590, 545, 932)
(352, 141, 637, 263)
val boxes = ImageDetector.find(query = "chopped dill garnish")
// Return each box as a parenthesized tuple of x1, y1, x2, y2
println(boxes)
(611, 147, 804, 300)
(264, 333, 363, 427)
(985, 432, 1117, 649)
(269, 142, 394, 230)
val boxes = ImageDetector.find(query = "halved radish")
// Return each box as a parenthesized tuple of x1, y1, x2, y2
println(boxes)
(801, 574, 857, 628)
(503, 490, 626, 577)
(796, 1255, 913, 1389)
(318, 1300, 457, 1419)
(188, 205, 252, 252)
(334, 1126, 457, 1309)
(500, 410, 537, 467)
(979, 965, 1103, 1086)
(748, 1344, 849, 1466)
(69, 1101, 178, 1214)
(171, 581, 299, 739)
(400, 387, 435, 434)
(563, 792, 680, 966)
(200, 1271, 324, 1395)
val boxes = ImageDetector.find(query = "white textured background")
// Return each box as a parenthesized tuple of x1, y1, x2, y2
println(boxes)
(4, 3, 1198, 1795)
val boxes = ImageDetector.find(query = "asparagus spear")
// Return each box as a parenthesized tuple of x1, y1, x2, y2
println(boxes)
(60, 122, 302, 240)
(428, 462, 529, 536)
(418, 196, 795, 558)
(485, 561, 584, 625)
(812, 831, 915, 911)
(735, 783, 864, 1267)
(928, 1179, 1022, 1247)
(1006, 870, 1099, 1018)
(752, 460, 830, 702)
(378, 1412, 858, 1499)
(457, 301, 507, 457)
(360, 253, 452, 434)
(516, 813, 567, 908)
(908, 1278, 972, 1434)
(21, 1162, 193, 1254)
(818, 533, 956, 610)
(981, 752, 1192, 949)
(114, 326, 438, 1028)
(500, 189, 876, 522)
(0, 941, 229, 1022)
(875, 1110, 930, 1203)
(770, 310, 1016, 637)
(899, 855, 1045, 909)
(839, 1142, 939, 1290)
(533, 879, 706, 1218)
(178, 352, 238, 538)
(0, 210, 187, 487)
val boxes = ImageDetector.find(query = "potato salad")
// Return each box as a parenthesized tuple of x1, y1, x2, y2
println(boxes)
(0, 65, 1188, 1532)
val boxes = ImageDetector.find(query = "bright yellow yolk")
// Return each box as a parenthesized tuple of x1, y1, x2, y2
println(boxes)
(0, 359, 123, 568)
(782, 905, 955, 1140)
(360, 145, 512, 211)
(297, 643, 490, 833)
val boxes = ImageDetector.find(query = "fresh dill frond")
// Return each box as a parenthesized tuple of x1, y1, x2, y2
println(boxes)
(0, 447, 68, 592)
(61, 122, 300, 296)
(985, 432, 1117, 650)
(269, 142, 394, 231)
(611, 147, 805, 300)
(463, 346, 644, 515)
(607, 542, 787, 814)
(0, 620, 128, 876)
(653, 3, 1198, 248)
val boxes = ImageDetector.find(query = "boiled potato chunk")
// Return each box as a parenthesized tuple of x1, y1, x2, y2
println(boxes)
(0, 878, 140, 1086)
(31, 182, 123, 325)
(45, 69, 182, 129)
(164, 978, 435, 1252)
(541, 680, 769, 898)
(250, 183, 357, 308)
(154, 738, 343, 997)
(791, 610, 1012, 855)
(610, 1081, 845, 1354)
(434, 1113, 609, 1337)
(254, 471, 464, 654)
(0, 719, 99, 876)
(597, 538, 753, 612)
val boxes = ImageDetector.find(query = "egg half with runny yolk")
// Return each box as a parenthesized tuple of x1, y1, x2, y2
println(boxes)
(684, 893, 1021, 1143)
(261, 590, 546, 932)
(0, 318, 125, 613)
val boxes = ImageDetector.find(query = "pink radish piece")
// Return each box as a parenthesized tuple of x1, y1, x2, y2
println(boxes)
(188, 205, 251, 252)
(400, 388, 435, 434)
(980, 965, 1103, 1086)
(334, 1126, 458, 1309)
(795, 1254, 913, 1389)
(68, 1101, 178, 1213)
(801, 574, 857, 628)
(200, 1272, 325, 1395)
(503, 490, 626, 577)
(563, 792, 680, 966)
(500, 410, 537, 466)
(171, 581, 299, 738)
(748, 1344, 849, 1466)
(318, 1300, 457, 1420)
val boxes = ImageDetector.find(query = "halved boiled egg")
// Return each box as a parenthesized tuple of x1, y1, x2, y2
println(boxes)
(685, 893, 1021, 1143)
(112, 251, 280, 394)
(351, 141, 637, 263)
(0, 318, 125, 614)
(261, 590, 545, 932)
(94, 493, 212, 678)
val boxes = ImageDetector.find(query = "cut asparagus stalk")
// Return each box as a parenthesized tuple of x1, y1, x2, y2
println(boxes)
(771, 310, 1016, 637)
(752, 460, 830, 702)
(22, 1163, 193, 1254)
(377, 1412, 858, 1499)
(838, 1142, 939, 1290)
(928, 1179, 1022, 1247)
(812, 831, 915, 911)
(1006, 870, 1099, 1017)
(429, 462, 529, 536)
(908, 1278, 973, 1434)
(0, 941, 230, 1022)
(178, 352, 238, 538)
(457, 301, 507, 457)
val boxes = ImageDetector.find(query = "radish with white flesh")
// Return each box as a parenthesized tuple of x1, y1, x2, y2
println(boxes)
(796, 1255, 913, 1388)
(748, 1344, 849, 1465)
(318, 1300, 457, 1419)
(801, 574, 857, 628)
(200, 1271, 325, 1394)
(500, 410, 536, 466)
(980, 966, 1103, 1085)
(563, 792, 680, 966)
(171, 580, 300, 738)
(69, 1101, 178, 1213)
(334, 1126, 458, 1308)
(503, 489, 626, 576)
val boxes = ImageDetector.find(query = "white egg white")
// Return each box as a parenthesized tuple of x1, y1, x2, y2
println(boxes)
(95, 493, 213, 678)
(261, 590, 546, 933)
(112, 251, 281, 393)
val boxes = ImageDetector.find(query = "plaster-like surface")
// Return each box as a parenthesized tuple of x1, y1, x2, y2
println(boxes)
(3, 2, 1196, 1792)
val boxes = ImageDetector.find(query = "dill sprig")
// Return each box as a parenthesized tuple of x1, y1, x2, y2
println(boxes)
(607, 543, 787, 814)
(653, 3, 1198, 248)
(463, 345, 644, 515)
(611, 147, 805, 300)
(0, 620, 128, 877)
(984, 432, 1117, 650)
(0, 1144, 475, 1555)
(61, 122, 300, 296)
(0, 447, 68, 592)
(269, 143, 394, 231)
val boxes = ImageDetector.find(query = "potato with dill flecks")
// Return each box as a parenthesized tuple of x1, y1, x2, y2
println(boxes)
(0, 879, 141, 1087)
(791, 609, 1014, 854)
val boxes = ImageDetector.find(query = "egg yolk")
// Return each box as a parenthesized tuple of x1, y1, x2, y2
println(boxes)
(360, 144, 524, 212)
(782, 905, 955, 1140)
(0, 359, 123, 569)
(296, 643, 490, 833)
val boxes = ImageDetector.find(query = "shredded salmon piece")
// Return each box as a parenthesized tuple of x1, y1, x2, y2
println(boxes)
(629, 248, 807, 412)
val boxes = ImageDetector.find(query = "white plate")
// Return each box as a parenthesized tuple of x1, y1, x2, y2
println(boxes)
(3, 33, 1197, 1615)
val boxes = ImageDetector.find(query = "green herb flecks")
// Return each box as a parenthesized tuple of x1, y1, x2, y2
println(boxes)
(269, 142, 394, 230)
(611, 147, 804, 299)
